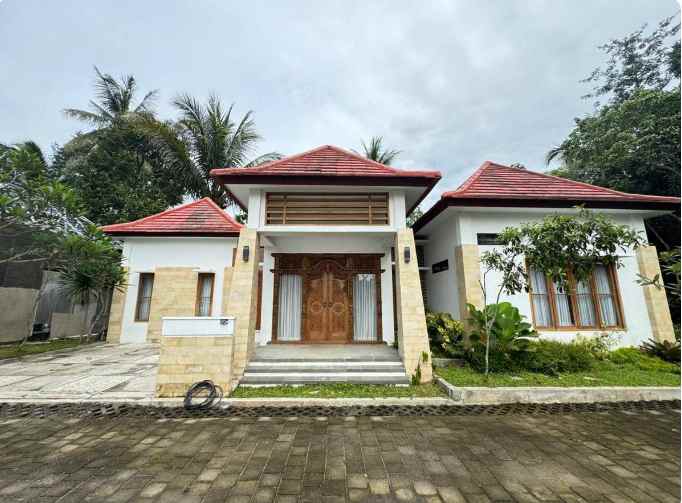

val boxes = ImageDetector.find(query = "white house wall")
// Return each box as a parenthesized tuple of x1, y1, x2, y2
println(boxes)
(423, 208, 654, 347)
(258, 235, 395, 345)
(119, 237, 237, 344)
(422, 211, 461, 316)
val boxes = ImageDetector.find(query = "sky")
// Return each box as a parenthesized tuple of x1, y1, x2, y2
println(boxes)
(0, 0, 678, 209)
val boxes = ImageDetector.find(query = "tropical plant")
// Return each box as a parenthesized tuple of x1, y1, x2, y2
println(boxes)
(426, 311, 464, 357)
(58, 228, 126, 342)
(406, 207, 423, 228)
(467, 303, 537, 352)
(475, 208, 646, 374)
(356, 136, 400, 165)
(61, 68, 185, 225)
(63, 66, 157, 128)
(138, 94, 280, 208)
(640, 338, 681, 364)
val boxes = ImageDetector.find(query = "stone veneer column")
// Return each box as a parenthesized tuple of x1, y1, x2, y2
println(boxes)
(454, 244, 484, 327)
(147, 267, 198, 342)
(225, 228, 260, 382)
(637, 245, 676, 343)
(106, 267, 128, 344)
(394, 228, 432, 383)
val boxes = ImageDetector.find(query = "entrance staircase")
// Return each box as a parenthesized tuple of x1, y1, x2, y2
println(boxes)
(239, 344, 410, 386)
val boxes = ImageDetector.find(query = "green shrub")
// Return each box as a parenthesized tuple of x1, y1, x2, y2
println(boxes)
(640, 338, 681, 364)
(609, 347, 680, 373)
(574, 333, 619, 360)
(426, 311, 464, 358)
(520, 340, 594, 374)
(465, 339, 595, 374)
(467, 302, 537, 351)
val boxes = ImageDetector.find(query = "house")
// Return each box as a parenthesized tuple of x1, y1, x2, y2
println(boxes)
(102, 146, 679, 397)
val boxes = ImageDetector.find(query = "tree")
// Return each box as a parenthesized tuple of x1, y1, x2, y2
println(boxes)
(61, 68, 185, 224)
(356, 136, 400, 165)
(58, 228, 126, 341)
(63, 66, 157, 127)
(0, 142, 83, 265)
(139, 94, 280, 209)
(406, 207, 423, 228)
(475, 208, 645, 374)
(547, 89, 680, 198)
(581, 16, 680, 105)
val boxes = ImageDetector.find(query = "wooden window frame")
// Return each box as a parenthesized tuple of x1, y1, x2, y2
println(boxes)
(528, 264, 625, 331)
(134, 273, 154, 322)
(195, 273, 215, 317)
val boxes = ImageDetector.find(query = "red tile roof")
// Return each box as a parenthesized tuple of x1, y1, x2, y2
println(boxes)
(443, 161, 681, 205)
(210, 145, 441, 182)
(413, 161, 680, 232)
(101, 198, 242, 237)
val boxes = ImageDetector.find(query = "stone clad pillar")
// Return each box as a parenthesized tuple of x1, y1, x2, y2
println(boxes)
(225, 228, 260, 382)
(146, 268, 198, 342)
(454, 244, 484, 328)
(394, 228, 432, 383)
(637, 245, 676, 343)
(106, 267, 128, 344)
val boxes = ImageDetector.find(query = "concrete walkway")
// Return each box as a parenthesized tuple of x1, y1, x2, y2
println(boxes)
(0, 343, 158, 402)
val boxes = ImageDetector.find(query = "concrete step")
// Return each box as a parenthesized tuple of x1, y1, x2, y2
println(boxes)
(240, 359, 410, 386)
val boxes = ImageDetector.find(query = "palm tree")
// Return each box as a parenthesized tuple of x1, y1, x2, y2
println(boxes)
(140, 94, 280, 208)
(63, 66, 158, 128)
(357, 136, 400, 165)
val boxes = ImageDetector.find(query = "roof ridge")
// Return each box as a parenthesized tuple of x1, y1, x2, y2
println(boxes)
(213, 144, 401, 174)
(445, 160, 493, 196)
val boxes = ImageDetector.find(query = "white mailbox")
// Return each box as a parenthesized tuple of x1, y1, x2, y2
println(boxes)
(161, 317, 235, 337)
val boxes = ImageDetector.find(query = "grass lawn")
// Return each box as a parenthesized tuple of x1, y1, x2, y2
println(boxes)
(437, 360, 681, 387)
(232, 383, 446, 399)
(0, 339, 88, 360)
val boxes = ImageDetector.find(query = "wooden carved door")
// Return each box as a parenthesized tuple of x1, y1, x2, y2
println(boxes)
(304, 258, 351, 343)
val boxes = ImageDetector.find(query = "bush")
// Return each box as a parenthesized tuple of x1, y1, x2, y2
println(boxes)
(640, 338, 681, 364)
(608, 347, 680, 373)
(426, 311, 464, 357)
(464, 339, 595, 374)
(574, 333, 619, 360)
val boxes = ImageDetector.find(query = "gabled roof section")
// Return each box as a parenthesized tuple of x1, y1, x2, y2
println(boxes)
(210, 145, 442, 214)
(413, 161, 680, 232)
(211, 145, 441, 181)
(101, 198, 242, 237)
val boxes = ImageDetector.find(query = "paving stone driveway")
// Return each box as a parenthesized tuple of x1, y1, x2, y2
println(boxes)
(0, 406, 679, 502)
(0, 344, 158, 401)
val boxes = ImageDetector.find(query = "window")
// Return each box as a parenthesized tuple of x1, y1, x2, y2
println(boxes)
(195, 273, 215, 317)
(528, 264, 623, 329)
(135, 273, 154, 322)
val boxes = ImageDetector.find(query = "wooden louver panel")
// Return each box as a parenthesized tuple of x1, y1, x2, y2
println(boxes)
(266, 193, 389, 225)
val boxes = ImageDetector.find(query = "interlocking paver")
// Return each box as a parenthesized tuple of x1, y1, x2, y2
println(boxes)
(0, 405, 679, 502)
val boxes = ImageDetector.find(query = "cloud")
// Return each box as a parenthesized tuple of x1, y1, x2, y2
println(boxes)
(0, 0, 677, 209)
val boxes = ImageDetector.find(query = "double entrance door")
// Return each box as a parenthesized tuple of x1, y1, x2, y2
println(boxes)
(273, 254, 381, 343)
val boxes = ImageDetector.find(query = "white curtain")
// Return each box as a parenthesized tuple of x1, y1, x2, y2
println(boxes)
(529, 268, 552, 327)
(197, 275, 213, 316)
(575, 279, 596, 326)
(137, 274, 154, 321)
(277, 274, 302, 341)
(594, 265, 617, 325)
(353, 274, 377, 341)
(552, 280, 574, 326)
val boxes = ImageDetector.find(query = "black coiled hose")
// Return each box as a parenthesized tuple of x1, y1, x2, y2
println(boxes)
(183, 380, 223, 410)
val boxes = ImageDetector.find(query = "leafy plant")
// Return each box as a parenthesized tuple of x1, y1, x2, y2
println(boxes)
(640, 338, 681, 364)
(355, 136, 400, 165)
(574, 333, 619, 360)
(465, 303, 538, 373)
(520, 340, 594, 375)
(426, 311, 464, 357)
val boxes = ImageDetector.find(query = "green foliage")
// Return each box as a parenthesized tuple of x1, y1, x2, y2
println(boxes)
(406, 207, 423, 228)
(608, 347, 679, 372)
(580, 16, 680, 105)
(137, 95, 280, 209)
(547, 89, 680, 199)
(0, 142, 84, 264)
(574, 333, 619, 360)
(637, 247, 680, 317)
(57, 228, 126, 338)
(426, 311, 464, 357)
(356, 136, 400, 165)
(467, 302, 537, 351)
(640, 338, 681, 364)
